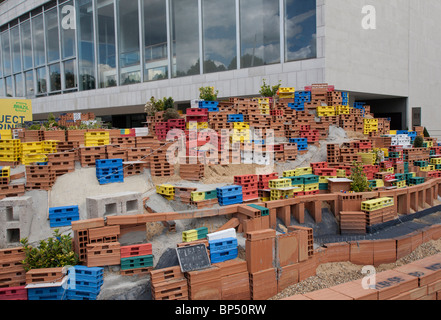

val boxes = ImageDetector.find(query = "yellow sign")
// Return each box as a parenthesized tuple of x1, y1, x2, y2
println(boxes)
(0, 99, 32, 129)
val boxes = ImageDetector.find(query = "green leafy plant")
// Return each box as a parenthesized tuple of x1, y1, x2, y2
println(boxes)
(20, 229, 79, 272)
(259, 79, 281, 98)
(145, 96, 175, 114)
(199, 86, 218, 101)
(349, 161, 372, 193)
(413, 136, 424, 148)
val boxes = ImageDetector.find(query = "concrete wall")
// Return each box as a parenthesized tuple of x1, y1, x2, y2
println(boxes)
(324, 0, 410, 97)
(407, 0, 441, 139)
(0, 0, 51, 26)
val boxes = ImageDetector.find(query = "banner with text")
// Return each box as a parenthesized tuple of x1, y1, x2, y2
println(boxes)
(0, 99, 33, 129)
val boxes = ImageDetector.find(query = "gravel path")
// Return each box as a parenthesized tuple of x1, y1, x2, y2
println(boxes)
(270, 239, 441, 299)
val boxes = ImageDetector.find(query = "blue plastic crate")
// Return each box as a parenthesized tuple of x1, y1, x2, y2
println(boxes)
(228, 114, 244, 123)
(199, 101, 219, 108)
(285, 176, 304, 185)
(68, 266, 104, 282)
(97, 174, 124, 185)
(210, 248, 238, 263)
(218, 194, 243, 206)
(49, 214, 80, 228)
(27, 286, 67, 300)
(49, 205, 79, 215)
(253, 139, 265, 145)
(95, 158, 123, 169)
(209, 237, 238, 253)
(66, 290, 98, 300)
(216, 185, 242, 197)
(67, 279, 103, 294)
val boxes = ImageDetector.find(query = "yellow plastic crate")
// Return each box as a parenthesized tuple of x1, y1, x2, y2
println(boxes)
(84, 139, 109, 146)
(319, 176, 337, 184)
(283, 170, 296, 177)
(393, 180, 406, 188)
(292, 184, 304, 191)
(197, 122, 209, 130)
(279, 87, 295, 93)
(419, 166, 434, 172)
(364, 119, 379, 125)
(0, 139, 21, 147)
(0, 166, 10, 177)
(233, 122, 249, 130)
(304, 183, 319, 192)
(186, 122, 198, 129)
(335, 105, 350, 115)
(191, 191, 205, 202)
(269, 179, 291, 189)
(295, 167, 313, 176)
(424, 141, 434, 148)
(85, 131, 109, 138)
(270, 189, 295, 200)
(164, 195, 174, 201)
(0, 130, 12, 140)
(430, 158, 441, 165)
(258, 98, 270, 104)
(182, 229, 198, 242)
(260, 197, 270, 202)
(156, 184, 175, 196)
(375, 179, 384, 188)
(358, 152, 376, 165)
(22, 153, 48, 165)
(389, 130, 397, 135)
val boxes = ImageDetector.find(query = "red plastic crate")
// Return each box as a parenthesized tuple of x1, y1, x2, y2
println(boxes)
(258, 173, 278, 182)
(120, 243, 153, 258)
(0, 286, 27, 301)
(155, 122, 168, 130)
(311, 162, 328, 169)
(242, 190, 258, 201)
(186, 108, 208, 116)
(234, 175, 258, 184)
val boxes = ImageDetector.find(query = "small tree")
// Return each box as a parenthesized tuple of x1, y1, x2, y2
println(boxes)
(20, 229, 79, 272)
(413, 136, 424, 148)
(199, 86, 218, 101)
(259, 79, 281, 98)
(349, 161, 372, 193)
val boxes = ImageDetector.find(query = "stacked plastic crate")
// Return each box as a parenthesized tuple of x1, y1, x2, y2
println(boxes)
(268, 178, 294, 200)
(120, 243, 153, 276)
(182, 227, 208, 243)
(49, 205, 80, 228)
(0, 166, 10, 185)
(156, 184, 175, 200)
(199, 100, 219, 112)
(66, 266, 104, 300)
(21, 141, 47, 165)
(289, 138, 308, 152)
(0, 139, 21, 163)
(234, 174, 258, 201)
(95, 158, 124, 185)
(216, 185, 243, 206)
(208, 237, 238, 263)
(84, 131, 110, 146)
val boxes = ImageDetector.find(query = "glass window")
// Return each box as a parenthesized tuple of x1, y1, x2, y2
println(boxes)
(36, 67, 47, 95)
(0, 79, 4, 96)
(202, 0, 236, 73)
(21, 20, 33, 70)
(1, 31, 12, 76)
(25, 71, 34, 97)
(64, 59, 77, 89)
(240, 0, 280, 68)
(5, 76, 13, 97)
(77, 0, 96, 91)
(170, 0, 199, 78)
(97, 0, 117, 88)
(118, 0, 141, 85)
(15, 73, 24, 97)
(49, 63, 61, 92)
(46, 8, 60, 62)
(285, 0, 316, 61)
(32, 14, 46, 67)
(11, 27, 21, 74)
(60, 0, 76, 59)
(143, 0, 168, 81)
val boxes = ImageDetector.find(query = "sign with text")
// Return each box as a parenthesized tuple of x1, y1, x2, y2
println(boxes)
(0, 99, 32, 129)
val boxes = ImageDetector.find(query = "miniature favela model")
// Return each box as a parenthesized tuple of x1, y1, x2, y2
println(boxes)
(0, 83, 440, 302)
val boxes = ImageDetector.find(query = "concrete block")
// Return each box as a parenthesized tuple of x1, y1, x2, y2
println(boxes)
(0, 197, 33, 248)
(86, 191, 142, 219)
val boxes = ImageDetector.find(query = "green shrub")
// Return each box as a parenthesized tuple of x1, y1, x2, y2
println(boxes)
(349, 161, 372, 193)
(413, 136, 424, 148)
(259, 79, 281, 97)
(20, 229, 79, 272)
(199, 86, 218, 101)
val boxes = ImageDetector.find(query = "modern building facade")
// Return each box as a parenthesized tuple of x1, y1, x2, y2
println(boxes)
(0, 0, 440, 137)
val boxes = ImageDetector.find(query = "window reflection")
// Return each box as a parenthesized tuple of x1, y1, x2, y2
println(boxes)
(143, 0, 168, 81)
(2, 31, 12, 76)
(202, 0, 236, 73)
(240, 0, 280, 68)
(36, 67, 47, 95)
(60, 0, 76, 59)
(77, 0, 96, 90)
(49, 63, 61, 92)
(171, 0, 199, 78)
(33, 15, 46, 67)
(15, 73, 24, 97)
(25, 71, 34, 97)
(46, 8, 60, 63)
(11, 27, 21, 74)
(97, 0, 117, 88)
(21, 20, 33, 70)
(5, 76, 13, 97)
(285, 0, 316, 61)
(64, 59, 77, 90)
(118, 0, 141, 85)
